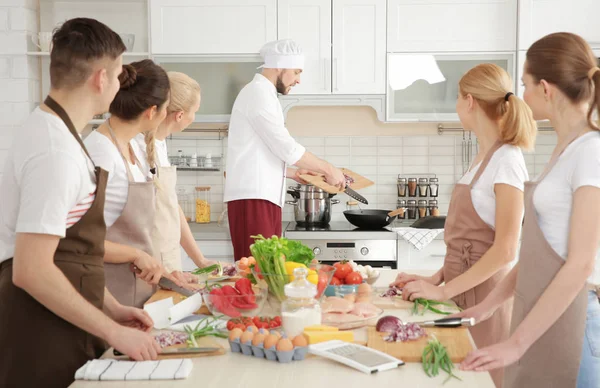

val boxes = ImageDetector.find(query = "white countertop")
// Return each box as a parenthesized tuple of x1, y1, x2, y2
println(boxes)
(68, 270, 494, 388)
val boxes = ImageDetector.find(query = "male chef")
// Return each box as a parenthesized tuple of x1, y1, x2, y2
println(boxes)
(224, 39, 346, 261)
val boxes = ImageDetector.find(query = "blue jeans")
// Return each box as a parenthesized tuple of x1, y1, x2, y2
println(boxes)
(577, 291, 600, 388)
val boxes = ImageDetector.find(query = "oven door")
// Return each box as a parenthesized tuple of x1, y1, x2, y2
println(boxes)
(317, 259, 397, 269)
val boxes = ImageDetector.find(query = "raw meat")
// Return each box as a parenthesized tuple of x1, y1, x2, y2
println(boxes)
(322, 313, 361, 324)
(321, 297, 354, 314)
(351, 302, 380, 318)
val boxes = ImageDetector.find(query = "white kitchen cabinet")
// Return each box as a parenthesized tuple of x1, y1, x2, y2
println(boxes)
(386, 52, 515, 122)
(278, 0, 331, 94)
(519, 0, 600, 50)
(388, 0, 517, 53)
(149, 0, 277, 54)
(332, 0, 386, 94)
(397, 238, 446, 271)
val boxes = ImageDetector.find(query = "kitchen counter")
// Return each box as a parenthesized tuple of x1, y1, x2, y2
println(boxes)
(189, 222, 291, 241)
(68, 270, 494, 388)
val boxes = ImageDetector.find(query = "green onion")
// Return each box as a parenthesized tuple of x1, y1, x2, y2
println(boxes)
(412, 298, 457, 315)
(421, 335, 462, 384)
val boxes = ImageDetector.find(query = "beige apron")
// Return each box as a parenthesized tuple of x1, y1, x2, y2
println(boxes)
(151, 160, 182, 272)
(443, 140, 512, 387)
(104, 123, 157, 308)
(504, 130, 589, 388)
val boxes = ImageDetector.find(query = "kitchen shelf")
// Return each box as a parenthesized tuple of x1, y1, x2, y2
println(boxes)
(27, 52, 150, 57)
(175, 167, 220, 172)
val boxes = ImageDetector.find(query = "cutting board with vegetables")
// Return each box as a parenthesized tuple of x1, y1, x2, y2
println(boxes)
(366, 327, 473, 363)
(299, 168, 374, 195)
(371, 296, 415, 310)
(112, 336, 225, 360)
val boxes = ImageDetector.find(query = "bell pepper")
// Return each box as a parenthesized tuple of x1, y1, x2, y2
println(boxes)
(209, 287, 240, 318)
(235, 278, 256, 304)
(230, 298, 258, 310)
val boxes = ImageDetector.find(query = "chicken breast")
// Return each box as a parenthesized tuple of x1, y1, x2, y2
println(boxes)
(321, 297, 354, 314)
(350, 302, 380, 318)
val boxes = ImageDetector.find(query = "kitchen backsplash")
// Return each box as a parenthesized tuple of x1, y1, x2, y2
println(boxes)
(168, 133, 558, 223)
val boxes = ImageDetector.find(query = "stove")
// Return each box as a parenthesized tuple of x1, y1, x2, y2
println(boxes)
(284, 222, 398, 269)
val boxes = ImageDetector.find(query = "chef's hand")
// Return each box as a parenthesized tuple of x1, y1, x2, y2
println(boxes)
(390, 272, 427, 288)
(401, 279, 447, 302)
(447, 301, 496, 325)
(291, 168, 319, 184)
(459, 338, 524, 372)
(133, 251, 164, 285)
(112, 305, 154, 332)
(170, 270, 189, 285)
(108, 326, 161, 361)
(325, 166, 346, 190)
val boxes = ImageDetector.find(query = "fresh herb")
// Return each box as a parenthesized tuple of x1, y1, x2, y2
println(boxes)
(422, 335, 462, 384)
(192, 262, 222, 276)
(183, 315, 228, 347)
(249, 235, 289, 301)
(412, 298, 456, 316)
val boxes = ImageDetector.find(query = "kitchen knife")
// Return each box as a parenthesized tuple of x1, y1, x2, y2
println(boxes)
(114, 347, 220, 356)
(415, 317, 475, 328)
(345, 186, 369, 205)
(158, 276, 196, 298)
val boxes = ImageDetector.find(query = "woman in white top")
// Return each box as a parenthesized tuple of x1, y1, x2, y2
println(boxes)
(392, 63, 536, 387)
(85, 59, 187, 307)
(133, 71, 216, 280)
(457, 33, 600, 388)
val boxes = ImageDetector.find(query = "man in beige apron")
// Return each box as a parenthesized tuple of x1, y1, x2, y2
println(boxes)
(443, 140, 512, 387)
(104, 122, 157, 308)
(0, 96, 109, 388)
(504, 130, 588, 388)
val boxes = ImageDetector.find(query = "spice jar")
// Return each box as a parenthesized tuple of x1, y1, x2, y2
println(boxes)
(177, 187, 193, 222)
(195, 186, 211, 223)
(418, 200, 428, 219)
(281, 267, 321, 338)
(418, 178, 429, 197)
(408, 178, 418, 197)
(397, 177, 407, 197)
(407, 200, 417, 219)
(429, 177, 439, 197)
(397, 199, 407, 219)
(428, 200, 438, 216)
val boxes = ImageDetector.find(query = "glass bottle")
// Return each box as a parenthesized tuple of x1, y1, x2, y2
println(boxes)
(281, 268, 321, 338)
(194, 186, 211, 223)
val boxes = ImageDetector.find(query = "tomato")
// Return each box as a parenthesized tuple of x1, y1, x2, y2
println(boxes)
(235, 323, 247, 330)
(333, 261, 352, 280)
(252, 316, 261, 326)
(345, 271, 363, 285)
(330, 277, 342, 286)
(227, 320, 235, 331)
(269, 320, 279, 328)
(273, 316, 282, 325)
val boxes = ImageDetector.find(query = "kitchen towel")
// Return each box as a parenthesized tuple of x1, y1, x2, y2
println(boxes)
(74, 359, 193, 381)
(394, 227, 444, 251)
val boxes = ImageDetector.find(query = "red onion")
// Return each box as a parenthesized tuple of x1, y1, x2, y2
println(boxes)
(154, 332, 188, 348)
(379, 287, 402, 298)
(376, 316, 403, 332)
(382, 321, 426, 343)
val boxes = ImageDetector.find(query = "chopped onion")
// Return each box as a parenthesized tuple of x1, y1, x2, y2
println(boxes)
(379, 287, 402, 298)
(154, 332, 189, 348)
(383, 321, 426, 343)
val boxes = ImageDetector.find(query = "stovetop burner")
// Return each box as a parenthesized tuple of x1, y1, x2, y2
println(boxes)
(287, 222, 392, 232)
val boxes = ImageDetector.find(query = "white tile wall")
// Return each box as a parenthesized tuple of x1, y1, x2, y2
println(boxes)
(173, 132, 558, 223)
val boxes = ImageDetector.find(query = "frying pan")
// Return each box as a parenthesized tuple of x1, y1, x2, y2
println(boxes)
(343, 208, 404, 230)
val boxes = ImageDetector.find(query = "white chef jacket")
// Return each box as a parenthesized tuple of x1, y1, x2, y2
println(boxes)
(224, 74, 306, 208)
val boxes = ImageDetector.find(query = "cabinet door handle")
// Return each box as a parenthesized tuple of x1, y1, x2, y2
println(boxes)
(334, 58, 339, 91)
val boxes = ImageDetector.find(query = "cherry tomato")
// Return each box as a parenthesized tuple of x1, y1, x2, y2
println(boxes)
(330, 277, 342, 286)
(273, 316, 282, 325)
(334, 261, 352, 280)
(345, 271, 363, 285)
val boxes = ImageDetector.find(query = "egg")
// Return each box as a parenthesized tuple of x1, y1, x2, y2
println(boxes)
(264, 334, 279, 349)
(252, 329, 267, 346)
(228, 328, 243, 341)
(357, 283, 372, 296)
(344, 293, 357, 303)
(276, 337, 294, 352)
(292, 335, 308, 347)
(246, 325, 259, 333)
(270, 330, 282, 338)
(240, 330, 254, 344)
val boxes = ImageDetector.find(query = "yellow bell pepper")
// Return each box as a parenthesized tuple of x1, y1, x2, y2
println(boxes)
(307, 269, 318, 285)
(285, 262, 319, 284)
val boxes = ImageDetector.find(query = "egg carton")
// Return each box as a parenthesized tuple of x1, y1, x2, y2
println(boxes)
(228, 339, 308, 363)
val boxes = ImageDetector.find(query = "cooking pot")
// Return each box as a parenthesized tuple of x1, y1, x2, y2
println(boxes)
(286, 184, 339, 226)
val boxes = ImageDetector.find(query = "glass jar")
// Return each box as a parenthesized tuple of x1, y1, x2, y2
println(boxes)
(397, 177, 407, 197)
(429, 177, 439, 197)
(195, 186, 211, 223)
(407, 200, 417, 219)
(428, 199, 439, 216)
(418, 178, 429, 197)
(397, 199, 407, 219)
(418, 200, 428, 218)
(408, 178, 418, 197)
(177, 187, 194, 222)
(281, 268, 321, 338)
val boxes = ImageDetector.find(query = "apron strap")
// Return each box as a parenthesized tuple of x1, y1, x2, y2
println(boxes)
(535, 125, 590, 183)
(43, 96, 96, 166)
(468, 140, 504, 188)
(105, 119, 144, 183)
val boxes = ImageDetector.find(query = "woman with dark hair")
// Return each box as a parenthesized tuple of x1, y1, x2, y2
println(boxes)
(85, 59, 188, 307)
(0, 18, 160, 388)
(457, 32, 600, 388)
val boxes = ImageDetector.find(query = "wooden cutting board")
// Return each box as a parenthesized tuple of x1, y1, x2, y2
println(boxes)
(367, 326, 474, 363)
(299, 168, 374, 194)
(112, 336, 226, 360)
(371, 296, 415, 310)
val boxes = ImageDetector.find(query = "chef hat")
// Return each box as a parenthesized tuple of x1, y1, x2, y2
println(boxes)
(258, 39, 304, 70)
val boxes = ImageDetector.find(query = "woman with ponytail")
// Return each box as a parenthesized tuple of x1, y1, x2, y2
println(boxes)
(133, 72, 216, 281)
(458, 33, 600, 388)
(85, 59, 188, 307)
(392, 63, 536, 387)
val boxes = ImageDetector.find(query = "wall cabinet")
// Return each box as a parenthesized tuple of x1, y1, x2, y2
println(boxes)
(387, 0, 517, 52)
(150, 0, 277, 54)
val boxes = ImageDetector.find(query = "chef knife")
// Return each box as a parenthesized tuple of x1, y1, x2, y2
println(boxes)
(345, 186, 369, 205)
(414, 317, 475, 328)
(114, 347, 220, 356)
(129, 263, 196, 297)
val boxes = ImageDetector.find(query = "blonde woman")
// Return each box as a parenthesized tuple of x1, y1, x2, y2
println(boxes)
(391, 64, 537, 387)
(134, 72, 214, 281)
(457, 32, 600, 388)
